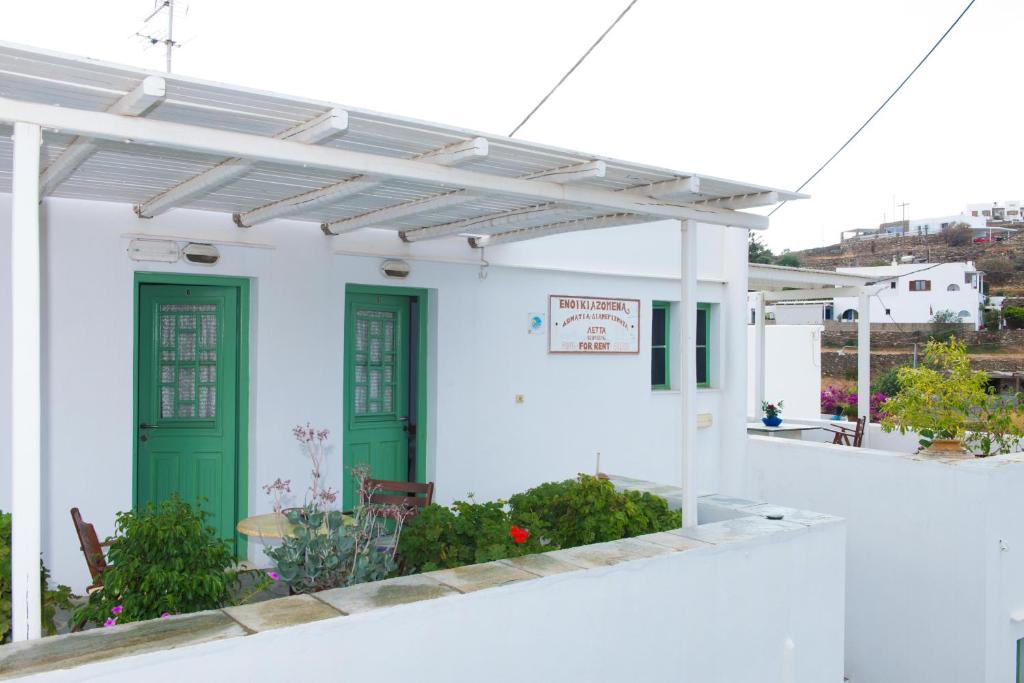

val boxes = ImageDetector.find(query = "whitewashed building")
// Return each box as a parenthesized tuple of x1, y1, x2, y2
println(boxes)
(0, 42, 860, 683)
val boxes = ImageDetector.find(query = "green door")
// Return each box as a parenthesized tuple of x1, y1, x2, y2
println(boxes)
(137, 283, 240, 548)
(343, 291, 414, 508)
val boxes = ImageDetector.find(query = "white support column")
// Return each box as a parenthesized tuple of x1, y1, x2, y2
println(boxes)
(753, 291, 766, 414)
(680, 220, 698, 528)
(857, 289, 871, 447)
(10, 122, 42, 641)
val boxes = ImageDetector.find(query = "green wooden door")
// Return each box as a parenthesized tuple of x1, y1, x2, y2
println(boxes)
(137, 283, 239, 548)
(343, 292, 412, 508)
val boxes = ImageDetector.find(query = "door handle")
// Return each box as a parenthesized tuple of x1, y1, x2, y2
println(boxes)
(398, 417, 416, 436)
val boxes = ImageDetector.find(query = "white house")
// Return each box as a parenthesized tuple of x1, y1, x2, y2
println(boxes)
(833, 261, 985, 329)
(0, 42, 864, 683)
(965, 200, 1023, 222)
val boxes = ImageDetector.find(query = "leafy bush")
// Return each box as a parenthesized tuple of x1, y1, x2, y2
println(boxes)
(941, 222, 972, 246)
(1, 511, 74, 642)
(774, 251, 800, 267)
(930, 309, 960, 325)
(871, 366, 904, 397)
(509, 475, 679, 548)
(71, 496, 238, 629)
(397, 499, 547, 573)
(1004, 307, 1024, 330)
(398, 475, 681, 574)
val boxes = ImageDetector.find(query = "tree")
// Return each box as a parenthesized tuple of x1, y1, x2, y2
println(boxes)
(775, 250, 801, 267)
(941, 222, 973, 246)
(748, 233, 774, 264)
(1004, 307, 1024, 330)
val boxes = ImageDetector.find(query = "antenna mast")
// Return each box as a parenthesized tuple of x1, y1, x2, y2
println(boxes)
(134, 1, 181, 73)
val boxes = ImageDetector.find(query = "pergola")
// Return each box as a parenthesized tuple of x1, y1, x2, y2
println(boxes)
(0, 42, 804, 640)
(748, 263, 880, 427)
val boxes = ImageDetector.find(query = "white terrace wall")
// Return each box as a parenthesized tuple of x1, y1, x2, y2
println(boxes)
(0, 195, 751, 591)
(747, 436, 1024, 683)
(746, 325, 822, 420)
(12, 520, 846, 683)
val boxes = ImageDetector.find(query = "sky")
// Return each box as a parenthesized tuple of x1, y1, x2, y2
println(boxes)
(1, 0, 1020, 251)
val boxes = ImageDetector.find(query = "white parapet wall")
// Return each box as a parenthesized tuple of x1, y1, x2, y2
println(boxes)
(747, 325, 823, 420)
(747, 435, 1024, 683)
(0, 491, 846, 683)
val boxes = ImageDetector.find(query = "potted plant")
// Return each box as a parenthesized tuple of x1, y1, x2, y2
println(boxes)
(761, 400, 784, 427)
(881, 338, 1018, 456)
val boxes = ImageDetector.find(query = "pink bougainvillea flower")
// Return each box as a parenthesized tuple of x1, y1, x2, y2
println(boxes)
(111, 605, 123, 615)
(509, 525, 530, 545)
(266, 570, 281, 581)
(104, 617, 117, 627)
(160, 612, 172, 619)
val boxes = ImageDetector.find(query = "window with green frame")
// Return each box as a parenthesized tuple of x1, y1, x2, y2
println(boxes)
(651, 302, 711, 389)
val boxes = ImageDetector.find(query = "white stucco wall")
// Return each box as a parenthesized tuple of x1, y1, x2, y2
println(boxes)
(12, 518, 846, 683)
(747, 436, 1024, 683)
(747, 325, 822, 420)
(0, 195, 752, 591)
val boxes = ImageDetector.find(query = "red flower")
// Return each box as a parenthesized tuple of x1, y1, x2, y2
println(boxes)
(509, 525, 530, 545)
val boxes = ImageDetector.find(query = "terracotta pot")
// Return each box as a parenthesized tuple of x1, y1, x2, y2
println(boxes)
(923, 438, 969, 457)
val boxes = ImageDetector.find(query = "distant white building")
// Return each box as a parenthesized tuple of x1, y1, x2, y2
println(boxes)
(841, 201, 1021, 241)
(767, 261, 986, 330)
(964, 200, 1023, 222)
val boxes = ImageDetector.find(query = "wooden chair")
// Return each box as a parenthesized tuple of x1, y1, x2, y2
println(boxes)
(70, 507, 111, 593)
(362, 479, 434, 516)
(824, 416, 867, 448)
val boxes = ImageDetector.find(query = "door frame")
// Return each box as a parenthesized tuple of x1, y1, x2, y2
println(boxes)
(343, 283, 429, 501)
(132, 272, 251, 557)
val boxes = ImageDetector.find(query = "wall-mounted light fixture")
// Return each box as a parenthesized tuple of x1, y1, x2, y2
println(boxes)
(182, 242, 220, 265)
(380, 259, 410, 279)
(128, 238, 179, 263)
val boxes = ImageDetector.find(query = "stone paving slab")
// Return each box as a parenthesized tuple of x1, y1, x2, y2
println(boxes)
(315, 574, 457, 614)
(223, 593, 343, 633)
(0, 610, 246, 680)
(638, 530, 712, 552)
(546, 537, 674, 569)
(429, 560, 536, 593)
(676, 516, 806, 545)
(498, 552, 585, 576)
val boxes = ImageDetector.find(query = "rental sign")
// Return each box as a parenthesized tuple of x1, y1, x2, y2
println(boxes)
(548, 295, 640, 354)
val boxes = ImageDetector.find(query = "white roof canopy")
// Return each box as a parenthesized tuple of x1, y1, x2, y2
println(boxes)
(0, 42, 805, 246)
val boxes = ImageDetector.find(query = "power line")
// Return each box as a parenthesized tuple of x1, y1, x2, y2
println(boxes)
(771, 0, 978, 216)
(508, 0, 640, 137)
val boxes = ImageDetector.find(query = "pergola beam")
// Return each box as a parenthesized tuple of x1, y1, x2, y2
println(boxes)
(0, 97, 769, 229)
(40, 76, 165, 196)
(135, 108, 349, 218)
(241, 137, 487, 229)
(468, 213, 647, 248)
(763, 286, 880, 302)
(694, 191, 779, 210)
(630, 176, 701, 199)
(395, 160, 608, 242)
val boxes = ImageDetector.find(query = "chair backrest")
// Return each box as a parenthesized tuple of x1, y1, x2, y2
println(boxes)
(363, 479, 434, 513)
(853, 416, 868, 447)
(70, 507, 108, 582)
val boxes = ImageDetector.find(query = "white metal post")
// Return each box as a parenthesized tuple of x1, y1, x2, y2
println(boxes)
(857, 289, 871, 447)
(10, 121, 42, 641)
(680, 220, 698, 528)
(753, 291, 766, 414)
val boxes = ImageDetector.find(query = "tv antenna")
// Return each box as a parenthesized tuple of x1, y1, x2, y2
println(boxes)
(133, 1, 187, 72)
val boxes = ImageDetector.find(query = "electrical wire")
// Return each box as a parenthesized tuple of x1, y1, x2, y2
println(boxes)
(771, 0, 978, 216)
(508, 0, 640, 137)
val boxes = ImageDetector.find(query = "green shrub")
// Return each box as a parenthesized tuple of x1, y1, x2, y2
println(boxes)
(1, 511, 74, 642)
(871, 366, 904, 397)
(510, 475, 679, 548)
(71, 496, 238, 629)
(1004, 307, 1024, 330)
(398, 475, 681, 574)
(398, 499, 546, 573)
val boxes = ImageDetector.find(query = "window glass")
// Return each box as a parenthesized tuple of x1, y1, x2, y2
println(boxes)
(651, 302, 669, 389)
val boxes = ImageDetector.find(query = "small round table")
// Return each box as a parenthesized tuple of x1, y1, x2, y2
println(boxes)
(236, 511, 354, 541)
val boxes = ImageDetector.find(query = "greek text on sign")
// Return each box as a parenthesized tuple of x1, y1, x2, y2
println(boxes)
(549, 295, 640, 354)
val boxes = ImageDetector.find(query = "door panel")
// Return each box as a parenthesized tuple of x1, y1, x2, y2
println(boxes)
(137, 283, 239, 547)
(343, 292, 411, 508)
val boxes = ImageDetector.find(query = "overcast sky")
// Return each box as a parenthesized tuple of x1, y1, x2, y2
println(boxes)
(2, 0, 1020, 251)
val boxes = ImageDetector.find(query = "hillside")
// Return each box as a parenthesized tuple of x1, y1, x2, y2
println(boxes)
(788, 226, 1024, 297)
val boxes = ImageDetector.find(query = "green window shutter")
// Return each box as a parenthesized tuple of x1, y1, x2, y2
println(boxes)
(651, 301, 670, 390)
(697, 303, 710, 387)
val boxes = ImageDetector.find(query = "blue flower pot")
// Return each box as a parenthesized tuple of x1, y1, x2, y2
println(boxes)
(762, 416, 782, 427)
